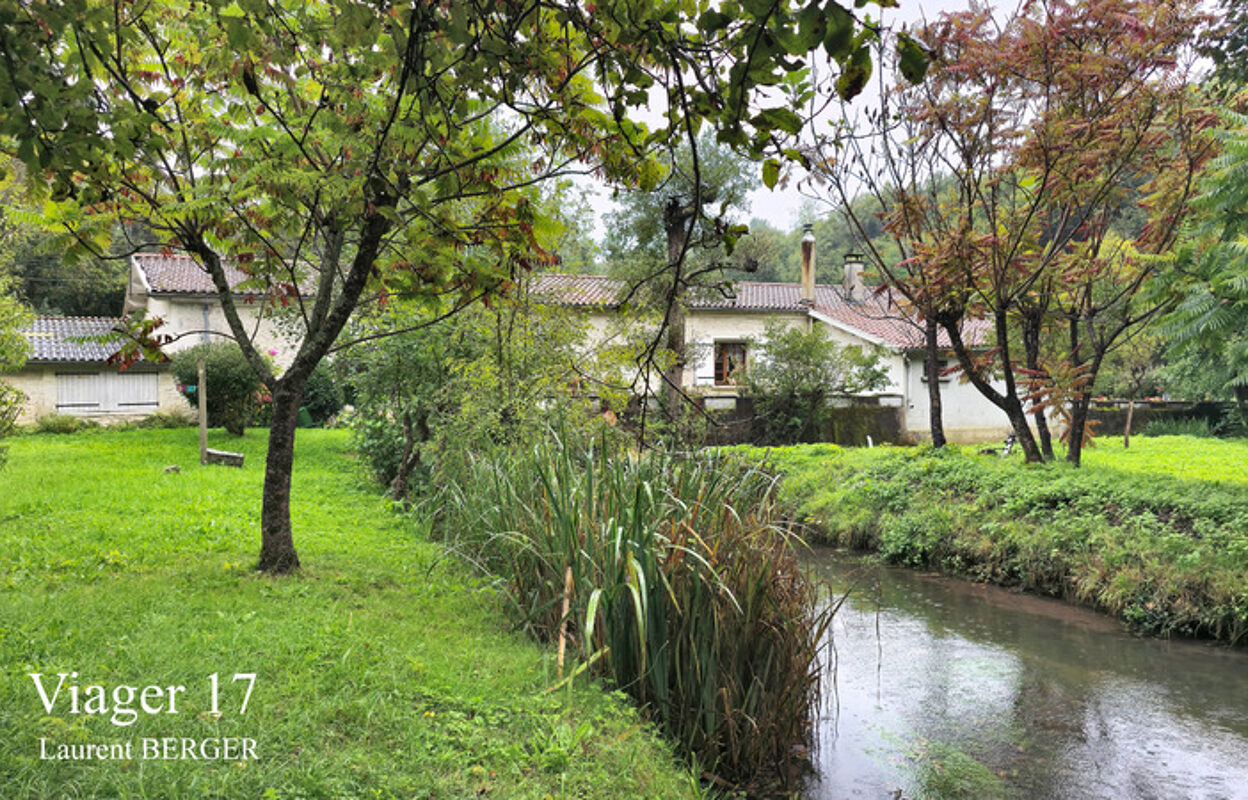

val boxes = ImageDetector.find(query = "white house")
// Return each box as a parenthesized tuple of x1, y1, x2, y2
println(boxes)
(124, 252, 300, 365)
(10, 253, 300, 424)
(535, 234, 1012, 444)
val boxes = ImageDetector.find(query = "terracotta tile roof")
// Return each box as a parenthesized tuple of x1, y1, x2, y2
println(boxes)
(22, 317, 124, 363)
(134, 252, 269, 296)
(532, 273, 990, 350)
(809, 286, 992, 350)
(531, 273, 626, 307)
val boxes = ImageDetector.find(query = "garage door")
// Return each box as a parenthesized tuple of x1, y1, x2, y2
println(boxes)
(56, 371, 159, 414)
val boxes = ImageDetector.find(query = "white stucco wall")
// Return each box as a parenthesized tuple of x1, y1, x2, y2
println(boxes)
(901, 355, 1013, 443)
(126, 261, 301, 370)
(6, 364, 191, 425)
(142, 295, 300, 369)
(565, 303, 1015, 442)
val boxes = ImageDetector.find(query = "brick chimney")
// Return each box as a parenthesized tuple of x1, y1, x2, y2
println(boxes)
(843, 252, 865, 302)
(799, 224, 816, 306)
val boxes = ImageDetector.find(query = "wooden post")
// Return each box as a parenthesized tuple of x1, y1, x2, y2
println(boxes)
(197, 357, 208, 465)
(1124, 397, 1135, 450)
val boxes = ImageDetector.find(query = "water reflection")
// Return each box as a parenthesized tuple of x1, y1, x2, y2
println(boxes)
(804, 550, 1248, 800)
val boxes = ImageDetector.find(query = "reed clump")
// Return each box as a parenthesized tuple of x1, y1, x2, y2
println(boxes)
(436, 433, 829, 795)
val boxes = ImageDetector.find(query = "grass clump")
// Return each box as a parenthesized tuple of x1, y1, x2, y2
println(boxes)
(731, 437, 1248, 644)
(133, 409, 195, 429)
(0, 428, 700, 799)
(436, 433, 830, 795)
(1142, 416, 1215, 438)
(32, 413, 101, 434)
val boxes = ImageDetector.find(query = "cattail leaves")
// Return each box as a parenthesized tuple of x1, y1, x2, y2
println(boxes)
(437, 434, 829, 794)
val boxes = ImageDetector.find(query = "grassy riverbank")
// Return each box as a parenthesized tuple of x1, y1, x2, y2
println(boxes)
(0, 428, 699, 798)
(732, 436, 1248, 644)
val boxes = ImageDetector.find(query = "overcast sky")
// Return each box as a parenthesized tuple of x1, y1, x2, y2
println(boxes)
(581, 0, 986, 239)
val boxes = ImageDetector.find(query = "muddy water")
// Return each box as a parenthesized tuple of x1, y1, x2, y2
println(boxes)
(803, 551, 1248, 800)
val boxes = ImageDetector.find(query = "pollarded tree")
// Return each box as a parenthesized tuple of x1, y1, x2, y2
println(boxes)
(0, 0, 905, 572)
(603, 133, 758, 421)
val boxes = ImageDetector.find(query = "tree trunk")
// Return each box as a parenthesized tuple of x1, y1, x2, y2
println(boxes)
(1065, 334, 1106, 468)
(1005, 402, 1043, 462)
(940, 312, 1043, 463)
(663, 304, 686, 420)
(1033, 406, 1054, 460)
(1237, 385, 1248, 430)
(389, 409, 429, 502)
(923, 317, 947, 448)
(1021, 312, 1054, 460)
(190, 203, 390, 576)
(1066, 393, 1092, 467)
(257, 377, 307, 573)
(662, 197, 690, 420)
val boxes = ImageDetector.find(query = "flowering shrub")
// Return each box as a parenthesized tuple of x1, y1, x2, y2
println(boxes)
(170, 343, 264, 435)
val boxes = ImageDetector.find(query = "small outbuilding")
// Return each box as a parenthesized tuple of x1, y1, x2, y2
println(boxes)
(7, 316, 190, 424)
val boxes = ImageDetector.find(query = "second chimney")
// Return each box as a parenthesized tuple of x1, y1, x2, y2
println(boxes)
(843, 252, 865, 302)
(800, 224, 816, 306)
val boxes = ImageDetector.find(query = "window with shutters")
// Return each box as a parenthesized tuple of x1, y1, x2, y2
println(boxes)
(56, 373, 102, 411)
(713, 342, 746, 386)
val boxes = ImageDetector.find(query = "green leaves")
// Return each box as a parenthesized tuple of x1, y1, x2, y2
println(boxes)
(835, 43, 873, 100)
(752, 106, 804, 136)
(762, 158, 781, 190)
(823, 2, 855, 59)
(896, 31, 929, 85)
(698, 9, 732, 33)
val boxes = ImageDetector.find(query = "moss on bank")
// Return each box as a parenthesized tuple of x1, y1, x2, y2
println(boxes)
(729, 437, 1248, 644)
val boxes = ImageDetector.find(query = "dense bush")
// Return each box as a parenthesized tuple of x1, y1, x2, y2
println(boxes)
(301, 363, 342, 425)
(744, 321, 888, 444)
(170, 342, 264, 436)
(345, 295, 596, 499)
(735, 440, 1248, 644)
(0, 382, 22, 466)
(435, 433, 830, 794)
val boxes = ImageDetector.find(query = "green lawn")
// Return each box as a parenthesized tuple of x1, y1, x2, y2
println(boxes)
(0, 428, 699, 799)
(730, 436, 1248, 644)
(1081, 434, 1248, 486)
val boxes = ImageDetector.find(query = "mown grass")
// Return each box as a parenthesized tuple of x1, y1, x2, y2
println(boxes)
(1083, 435, 1248, 486)
(0, 428, 700, 799)
(728, 436, 1248, 644)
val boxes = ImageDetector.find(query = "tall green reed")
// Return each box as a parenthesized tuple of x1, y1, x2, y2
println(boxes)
(435, 433, 830, 795)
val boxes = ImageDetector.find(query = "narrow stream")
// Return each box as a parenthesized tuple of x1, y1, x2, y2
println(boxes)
(804, 550, 1248, 800)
